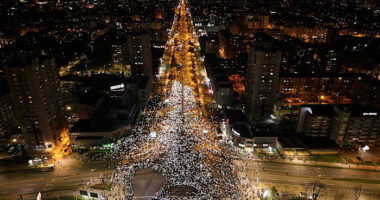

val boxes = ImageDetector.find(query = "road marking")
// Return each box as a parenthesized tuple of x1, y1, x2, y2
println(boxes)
(344, 185, 351, 187)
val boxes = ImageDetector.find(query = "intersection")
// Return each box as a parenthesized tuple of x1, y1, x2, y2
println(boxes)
(111, 0, 240, 199)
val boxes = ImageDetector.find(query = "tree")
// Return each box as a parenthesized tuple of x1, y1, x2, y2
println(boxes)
(268, 186, 279, 200)
(353, 186, 364, 200)
(334, 189, 345, 200)
(306, 181, 324, 200)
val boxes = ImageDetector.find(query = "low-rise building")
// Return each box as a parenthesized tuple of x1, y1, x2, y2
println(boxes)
(137, 76, 152, 109)
(296, 104, 380, 149)
(297, 104, 335, 137)
(0, 82, 15, 136)
(69, 103, 138, 148)
(332, 105, 380, 148)
(214, 76, 233, 108)
(231, 122, 254, 150)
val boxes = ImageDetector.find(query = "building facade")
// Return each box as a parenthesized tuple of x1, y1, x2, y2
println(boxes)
(5, 56, 67, 150)
(296, 104, 380, 148)
(0, 88, 15, 136)
(245, 34, 281, 121)
(127, 33, 153, 77)
(332, 105, 380, 148)
(297, 105, 335, 137)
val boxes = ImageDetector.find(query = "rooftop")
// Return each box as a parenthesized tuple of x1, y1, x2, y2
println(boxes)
(337, 104, 379, 117)
(279, 135, 339, 149)
(70, 99, 137, 133)
(224, 109, 247, 124)
(300, 104, 335, 116)
(280, 73, 366, 78)
(232, 123, 252, 139)
(251, 32, 281, 52)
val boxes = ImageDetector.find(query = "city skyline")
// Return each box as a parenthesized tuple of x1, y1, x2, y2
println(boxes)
(0, 0, 380, 199)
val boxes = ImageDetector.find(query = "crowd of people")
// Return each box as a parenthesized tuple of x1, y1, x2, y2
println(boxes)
(107, 1, 245, 199)
(110, 81, 243, 199)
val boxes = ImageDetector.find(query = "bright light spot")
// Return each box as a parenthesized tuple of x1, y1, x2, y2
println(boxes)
(51, 128, 71, 160)
(362, 145, 370, 151)
(110, 83, 125, 91)
(204, 77, 210, 84)
(232, 128, 240, 136)
(263, 190, 269, 198)
(150, 131, 157, 138)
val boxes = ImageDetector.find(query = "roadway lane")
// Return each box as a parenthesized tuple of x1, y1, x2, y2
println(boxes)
(237, 160, 380, 199)
(0, 160, 112, 200)
(246, 160, 380, 180)
(132, 170, 166, 199)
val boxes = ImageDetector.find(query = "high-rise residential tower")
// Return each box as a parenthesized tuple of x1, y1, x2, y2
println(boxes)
(127, 33, 153, 77)
(5, 55, 67, 151)
(245, 33, 282, 122)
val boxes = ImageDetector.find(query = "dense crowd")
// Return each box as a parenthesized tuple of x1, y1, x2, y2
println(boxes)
(108, 1, 244, 199)
(111, 81, 242, 199)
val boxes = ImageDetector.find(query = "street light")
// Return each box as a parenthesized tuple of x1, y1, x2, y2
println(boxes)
(362, 145, 370, 151)
(150, 131, 157, 138)
(263, 190, 269, 198)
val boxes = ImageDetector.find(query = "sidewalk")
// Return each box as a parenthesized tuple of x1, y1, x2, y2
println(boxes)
(263, 158, 380, 171)
(0, 153, 84, 173)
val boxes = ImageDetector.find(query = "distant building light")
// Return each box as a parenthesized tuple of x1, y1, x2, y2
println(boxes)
(363, 112, 377, 116)
(110, 83, 124, 91)
(153, 45, 165, 49)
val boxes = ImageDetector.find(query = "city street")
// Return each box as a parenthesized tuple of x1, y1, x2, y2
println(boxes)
(132, 170, 166, 199)
(110, 0, 241, 199)
(1, 0, 380, 199)
(2, 157, 380, 199)
(237, 160, 380, 199)
(0, 158, 111, 200)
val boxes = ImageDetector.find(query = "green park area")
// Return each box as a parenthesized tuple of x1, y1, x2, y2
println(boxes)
(44, 196, 86, 200)
(308, 154, 343, 163)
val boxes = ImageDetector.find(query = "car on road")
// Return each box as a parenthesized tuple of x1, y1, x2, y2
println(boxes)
(39, 164, 55, 172)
